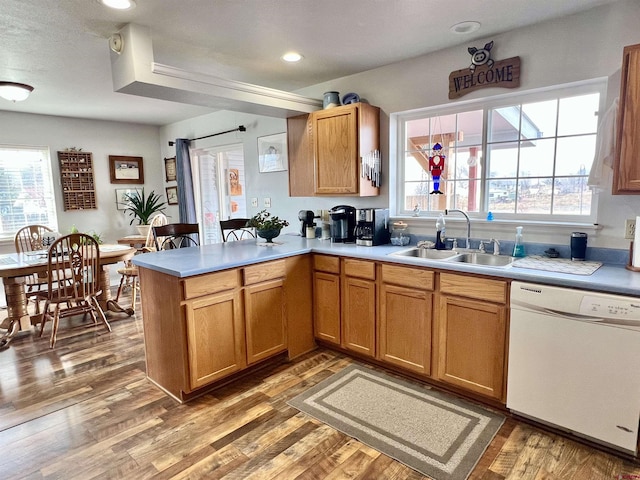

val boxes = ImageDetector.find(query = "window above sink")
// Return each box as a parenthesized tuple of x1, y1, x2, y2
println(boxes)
(390, 79, 605, 226)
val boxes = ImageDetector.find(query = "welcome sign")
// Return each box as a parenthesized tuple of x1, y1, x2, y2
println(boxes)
(448, 43, 521, 99)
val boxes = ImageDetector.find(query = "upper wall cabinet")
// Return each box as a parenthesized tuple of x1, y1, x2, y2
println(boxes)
(287, 102, 380, 197)
(613, 43, 640, 194)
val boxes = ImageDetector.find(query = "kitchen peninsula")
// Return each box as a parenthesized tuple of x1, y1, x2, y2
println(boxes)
(134, 235, 640, 404)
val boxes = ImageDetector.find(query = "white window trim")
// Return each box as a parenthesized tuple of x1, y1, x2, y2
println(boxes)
(390, 78, 607, 230)
(0, 144, 58, 241)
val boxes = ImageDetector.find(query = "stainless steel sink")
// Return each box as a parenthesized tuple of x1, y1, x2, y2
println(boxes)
(446, 252, 515, 267)
(391, 248, 460, 260)
(390, 248, 514, 268)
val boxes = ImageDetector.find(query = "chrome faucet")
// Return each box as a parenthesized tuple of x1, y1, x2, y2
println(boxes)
(480, 238, 501, 255)
(444, 209, 471, 249)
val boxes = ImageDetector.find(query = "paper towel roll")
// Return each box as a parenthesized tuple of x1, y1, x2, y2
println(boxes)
(633, 216, 640, 267)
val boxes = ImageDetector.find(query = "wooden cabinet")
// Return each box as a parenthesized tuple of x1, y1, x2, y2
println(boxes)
(184, 290, 245, 389)
(58, 151, 96, 210)
(436, 273, 508, 401)
(613, 43, 640, 194)
(379, 264, 434, 375)
(313, 255, 341, 345)
(341, 259, 376, 357)
(138, 258, 311, 402)
(243, 261, 287, 365)
(287, 102, 380, 197)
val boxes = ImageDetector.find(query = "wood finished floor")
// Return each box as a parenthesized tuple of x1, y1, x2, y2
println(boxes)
(1, 294, 640, 479)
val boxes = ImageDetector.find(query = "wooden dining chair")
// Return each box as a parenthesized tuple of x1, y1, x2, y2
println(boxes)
(14, 225, 54, 313)
(37, 233, 110, 348)
(220, 218, 256, 242)
(115, 213, 167, 311)
(153, 223, 200, 250)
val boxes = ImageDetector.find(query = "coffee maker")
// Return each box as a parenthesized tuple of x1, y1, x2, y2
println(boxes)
(355, 208, 390, 246)
(329, 205, 356, 243)
(298, 210, 316, 236)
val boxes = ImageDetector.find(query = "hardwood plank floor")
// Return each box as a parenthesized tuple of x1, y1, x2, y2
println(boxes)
(1, 295, 639, 479)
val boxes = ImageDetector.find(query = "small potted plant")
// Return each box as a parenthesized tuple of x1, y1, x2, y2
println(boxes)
(248, 210, 289, 244)
(121, 189, 167, 236)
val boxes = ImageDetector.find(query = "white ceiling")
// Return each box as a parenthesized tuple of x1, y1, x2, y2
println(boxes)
(0, 0, 620, 126)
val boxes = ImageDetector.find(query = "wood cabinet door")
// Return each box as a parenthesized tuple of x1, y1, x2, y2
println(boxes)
(379, 284, 432, 375)
(313, 271, 341, 345)
(437, 295, 507, 401)
(342, 276, 376, 357)
(244, 279, 287, 365)
(287, 113, 314, 196)
(614, 43, 640, 194)
(313, 105, 359, 194)
(185, 290, 246, 390)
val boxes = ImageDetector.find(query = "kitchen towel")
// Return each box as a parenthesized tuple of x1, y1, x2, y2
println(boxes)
(588, 97, 618, 191)
(633, 216, 640, 268)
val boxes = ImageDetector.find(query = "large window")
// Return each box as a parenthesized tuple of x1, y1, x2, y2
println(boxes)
(395, 82, 604, 222)
(0, 145, 58, 238)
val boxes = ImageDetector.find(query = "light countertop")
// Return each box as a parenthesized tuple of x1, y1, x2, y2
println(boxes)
(132, 234, 640, 297)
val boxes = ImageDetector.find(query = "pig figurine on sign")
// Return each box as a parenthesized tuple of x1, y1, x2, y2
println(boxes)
(468, 41, 494, 72)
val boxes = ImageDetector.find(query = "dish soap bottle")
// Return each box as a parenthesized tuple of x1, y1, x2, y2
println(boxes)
(512, 226, 526, 257)
(435, 214, 446, 250)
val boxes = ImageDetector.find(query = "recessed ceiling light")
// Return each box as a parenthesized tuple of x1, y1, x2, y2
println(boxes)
(100, 0, 136, 10)
(0, 82, 34, 102)
(450, 21, 481, 34)
(281, 52, 303, 63)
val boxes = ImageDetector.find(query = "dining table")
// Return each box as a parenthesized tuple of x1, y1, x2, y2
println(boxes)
(0, 243, 136, 350)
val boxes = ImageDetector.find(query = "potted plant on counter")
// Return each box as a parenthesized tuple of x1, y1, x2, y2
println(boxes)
(248, 210, 289, 244)
(121, 189, 167, 237)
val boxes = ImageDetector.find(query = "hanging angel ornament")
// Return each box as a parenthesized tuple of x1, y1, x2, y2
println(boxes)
(429, 143, 445, 194)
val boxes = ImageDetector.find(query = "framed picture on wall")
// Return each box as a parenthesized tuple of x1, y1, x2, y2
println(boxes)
(257, 132, 288, 173)
(115, 188, 142, 210)
(109, 155, 144, 184)
(166, 186, 178, 205)
(164, 156, 177, 182)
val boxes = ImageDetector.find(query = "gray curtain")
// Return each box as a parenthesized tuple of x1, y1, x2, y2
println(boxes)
(175, 138, 197, 223)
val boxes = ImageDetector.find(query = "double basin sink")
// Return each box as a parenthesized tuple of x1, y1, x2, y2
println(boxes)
(390, 247, 515, 268)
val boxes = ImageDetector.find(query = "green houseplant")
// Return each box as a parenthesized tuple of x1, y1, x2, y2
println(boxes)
(248, 210, 289, 243)
(121, 189, 167, 235)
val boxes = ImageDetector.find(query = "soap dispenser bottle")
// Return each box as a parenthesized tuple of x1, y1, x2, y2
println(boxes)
(512, 226, 526, 257)
(435, 214, 446, 250)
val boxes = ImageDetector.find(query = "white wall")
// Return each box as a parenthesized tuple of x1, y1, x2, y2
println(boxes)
(0, 111, 164, 255)
(159, 0, 640, 249)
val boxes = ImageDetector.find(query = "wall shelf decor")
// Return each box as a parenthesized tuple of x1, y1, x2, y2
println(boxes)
(58, 151, 97, 211)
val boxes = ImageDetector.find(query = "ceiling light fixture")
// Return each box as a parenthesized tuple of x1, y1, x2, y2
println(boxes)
(281, 52, 303, 63)
(450, 21, 481, 34)
(100, 0, 136, 10)
(0, 82, 34, 102)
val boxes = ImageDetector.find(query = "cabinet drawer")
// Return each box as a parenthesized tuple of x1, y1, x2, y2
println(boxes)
(439, 273, 507, 304)
(243, 260, 286, 285)
(343, 258, 376, 280)
(381, 264, 434, 290)
(182, 269, 239, 300)
(313, 254, 340, 274)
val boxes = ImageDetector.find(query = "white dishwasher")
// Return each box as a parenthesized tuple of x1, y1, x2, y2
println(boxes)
(507, 281, 640, 454)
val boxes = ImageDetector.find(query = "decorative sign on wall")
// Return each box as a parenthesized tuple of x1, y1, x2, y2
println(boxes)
(448, 41, 520, 99)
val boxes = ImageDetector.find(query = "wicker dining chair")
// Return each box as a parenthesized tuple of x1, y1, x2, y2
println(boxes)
(38, 233, 110, 348)
(220, 218, 256, 242)
(115, 213, 167, 310)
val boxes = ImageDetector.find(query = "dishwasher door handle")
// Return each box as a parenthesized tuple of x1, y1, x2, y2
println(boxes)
(513, 303, 604, 322)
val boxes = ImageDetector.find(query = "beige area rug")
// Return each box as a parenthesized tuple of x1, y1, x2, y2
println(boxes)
(288, 364, 505, 480)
